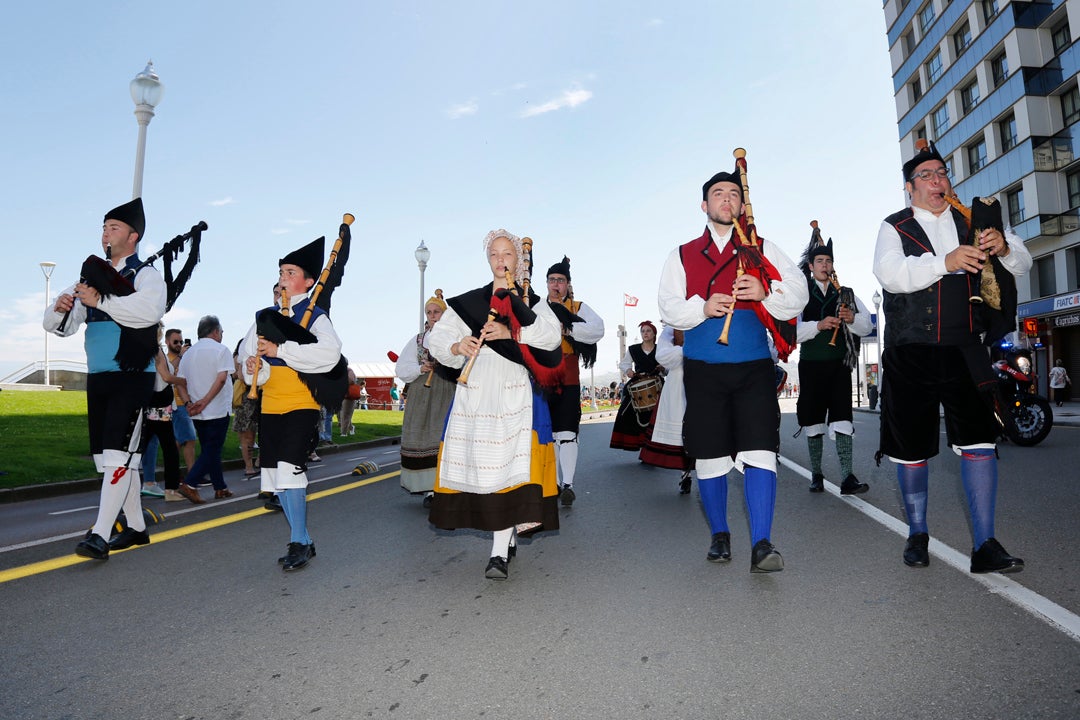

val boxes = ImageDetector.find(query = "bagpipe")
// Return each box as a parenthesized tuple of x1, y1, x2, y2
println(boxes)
(253, 214, 354, 408)
(57, 220, 208, 371)
(716, 148, 797, 360)
(942, 193, 1018, 345)
(808, 220, 859, 371)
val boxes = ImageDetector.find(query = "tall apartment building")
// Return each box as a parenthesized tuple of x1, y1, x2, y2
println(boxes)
(883, 0, 1080, 393)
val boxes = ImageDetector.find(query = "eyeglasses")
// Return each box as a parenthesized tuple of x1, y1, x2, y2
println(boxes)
(910, 167, 950, 182)
(547, 278, 568, 284)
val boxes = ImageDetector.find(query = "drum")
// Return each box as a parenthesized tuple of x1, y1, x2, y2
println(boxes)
(628, 375, 662, 413)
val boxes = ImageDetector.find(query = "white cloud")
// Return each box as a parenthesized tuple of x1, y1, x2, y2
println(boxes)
(209, 196, 235, 207)
(446, 100, 478, 119)
(271, 228, 290, 235)
(520, 87, 593, 118)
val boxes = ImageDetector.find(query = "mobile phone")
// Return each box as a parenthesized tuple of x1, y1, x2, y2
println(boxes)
(184, 339, 191, 347)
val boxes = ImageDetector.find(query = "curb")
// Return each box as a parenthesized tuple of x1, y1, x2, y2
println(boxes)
(0, 436, 401, 505)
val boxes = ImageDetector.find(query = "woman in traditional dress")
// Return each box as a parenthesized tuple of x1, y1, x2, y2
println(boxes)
(609, 320, 664, 451)
(427, 229, 563, 580)
(638, 324, 693, 494)
(396, 289, 457, 507)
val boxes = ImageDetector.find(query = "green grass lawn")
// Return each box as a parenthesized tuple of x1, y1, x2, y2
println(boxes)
(0, 391, 403, 489)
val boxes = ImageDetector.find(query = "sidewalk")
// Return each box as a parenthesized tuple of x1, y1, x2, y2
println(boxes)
(850, 398, 1080, 426)
(0, 436, 401, 504)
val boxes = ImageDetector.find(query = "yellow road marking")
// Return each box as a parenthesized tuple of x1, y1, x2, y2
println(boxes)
(0, 471, 395, 585)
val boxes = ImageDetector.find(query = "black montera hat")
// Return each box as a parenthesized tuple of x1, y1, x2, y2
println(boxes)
(800, 221, 834, 276)
(903, 138, 946, 182)
(546, 255, 571, 281)
(702, 170, 743, 201)
(104, 198, 145, 240)
(279, 236, 325, 279)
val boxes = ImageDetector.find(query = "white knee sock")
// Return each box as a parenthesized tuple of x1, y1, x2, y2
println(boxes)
(491, 527, 513, 559)
(554, 431, 579, 487)
(92, 467, 141, 538)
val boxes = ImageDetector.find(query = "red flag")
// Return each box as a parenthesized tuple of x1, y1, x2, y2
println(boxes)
(624, 293, 639, 307)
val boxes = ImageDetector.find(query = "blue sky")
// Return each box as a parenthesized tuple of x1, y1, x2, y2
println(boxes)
(2, 1, 903, 382)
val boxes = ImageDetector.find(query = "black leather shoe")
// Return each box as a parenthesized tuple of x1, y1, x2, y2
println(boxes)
(706, 532, 731, 563)
(560, 485, 576, 507)
(903, 533, 930, 567)
(484, 556, 509, 580)
(282, 542, 314, 571)
(808, 473, 825, 493)
(108, 527, 150, 550)
(840, 474, 869, 495)
(263, 495, 283, 512)
(278, 543, 316, 565)
(750, 539, 784, 573)
(75, 533, 110, 560)
(970, 537, 1024, 574)
(679, 471, 692, 495)
(508, 543, 517, 561)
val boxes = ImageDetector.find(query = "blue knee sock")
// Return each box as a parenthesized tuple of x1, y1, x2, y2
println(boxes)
(280, 488, 311, 545)
(743, 466, 776, 545)
(897, 462, 929, 536)
(960, 448, 997, 549)
(697, 474, 729, 535)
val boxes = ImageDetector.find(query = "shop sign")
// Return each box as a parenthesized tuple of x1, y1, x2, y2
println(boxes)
(1053, 314, 1080, 327)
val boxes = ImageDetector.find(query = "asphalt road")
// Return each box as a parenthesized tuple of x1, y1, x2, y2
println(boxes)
(1, 408, 1078, 720)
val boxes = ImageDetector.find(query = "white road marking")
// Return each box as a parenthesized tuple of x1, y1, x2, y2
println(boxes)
(48, 505, 98, 516)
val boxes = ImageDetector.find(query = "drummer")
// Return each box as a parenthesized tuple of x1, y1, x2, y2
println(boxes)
(639, 323, 694, 494)
(610, 320, 665, 451)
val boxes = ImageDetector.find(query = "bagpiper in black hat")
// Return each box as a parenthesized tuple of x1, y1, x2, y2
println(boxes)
(702, 168, 744, 201)
(902, 138, 946, 183)
(104, 197, 145, 240)
(279, 236, 325, 279)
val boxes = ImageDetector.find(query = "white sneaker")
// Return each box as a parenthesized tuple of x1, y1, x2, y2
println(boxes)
(141, 482, 165, 498)
(164, 489, 184, 502)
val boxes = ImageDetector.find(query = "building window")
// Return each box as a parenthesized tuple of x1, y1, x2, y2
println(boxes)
(1036, 256, 1057, 297)
(954, 21, 973, 55)
(1068, 171, 1080, 208)
(967, 140, 988, 172)
(916, 124, 927, 141)
(919, 2, 936, 33)
(911, 77, 923, 102)
(902, 29, 916, 58)
(932, 103, 951, 137)
(1052, 21, 1072, 55)
(961, 80, 980, 114)
(1063, 85, 1080, 125)
(927, 51, 944, 84)
(1007, 188, 1026, 226)
(982, 0, 999, 22)
(998, 114, 1018, 151)
(944, 156, 955, 181)
(991, 51, 1009, 88)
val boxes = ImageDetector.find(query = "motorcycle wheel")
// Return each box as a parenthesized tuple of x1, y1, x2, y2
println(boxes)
(1006, 395, 1054, 446)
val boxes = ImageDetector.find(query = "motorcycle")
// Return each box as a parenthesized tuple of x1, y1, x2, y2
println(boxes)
(993, 349, 1053, 446)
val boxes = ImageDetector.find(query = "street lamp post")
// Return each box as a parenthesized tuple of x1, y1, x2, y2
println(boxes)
(40, 261, 56, 385)
(130, 61, 164, 199)
(872, 289, 883, 382)
(414, 240, 430, 335)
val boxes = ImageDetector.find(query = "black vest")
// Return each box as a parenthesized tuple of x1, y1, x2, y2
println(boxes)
(882, 208, 984, 348)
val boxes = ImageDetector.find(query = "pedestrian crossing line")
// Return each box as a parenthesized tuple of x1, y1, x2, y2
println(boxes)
(0, 470, 399, 585)
(777, 455, 1080, 644)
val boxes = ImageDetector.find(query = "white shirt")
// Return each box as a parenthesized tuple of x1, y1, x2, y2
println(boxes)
(659, 223, 807, 331)
(873, 206, 1032, 294)
(178, 337, 234, 420)
(796, 278, 874, 343)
